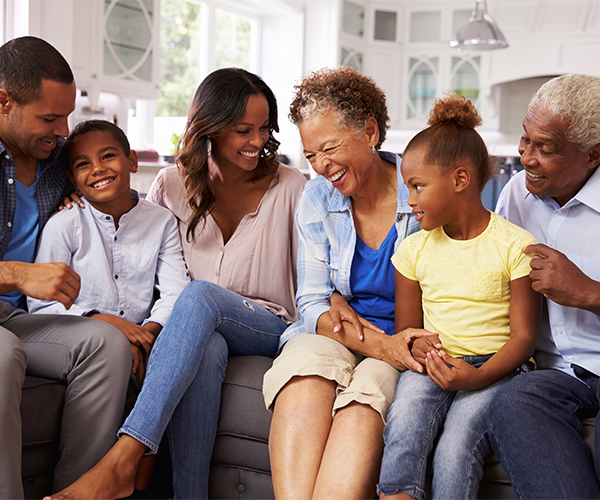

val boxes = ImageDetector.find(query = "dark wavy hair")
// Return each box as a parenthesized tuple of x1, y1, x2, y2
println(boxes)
(178, 68, 280, 241)
(0, 36, 73, 105)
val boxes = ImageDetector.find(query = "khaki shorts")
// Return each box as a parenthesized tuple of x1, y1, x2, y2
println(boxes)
(263, 333, 400, 422)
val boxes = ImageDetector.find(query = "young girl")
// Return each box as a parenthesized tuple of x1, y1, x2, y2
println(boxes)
(378, 93, 541, 500)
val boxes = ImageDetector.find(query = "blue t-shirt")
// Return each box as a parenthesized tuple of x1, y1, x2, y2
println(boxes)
(348, 224, 397, 335)
(1, 170, 40, 309)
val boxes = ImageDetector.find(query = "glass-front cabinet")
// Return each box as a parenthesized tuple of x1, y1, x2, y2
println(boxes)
(103, 0, 156, 84)
(402, 6, 483, 126)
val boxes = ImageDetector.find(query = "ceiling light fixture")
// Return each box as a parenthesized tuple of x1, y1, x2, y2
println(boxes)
(449, 0, 508, 51)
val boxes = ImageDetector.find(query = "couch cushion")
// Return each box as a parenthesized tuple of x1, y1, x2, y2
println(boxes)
(209, 356, 275, 499)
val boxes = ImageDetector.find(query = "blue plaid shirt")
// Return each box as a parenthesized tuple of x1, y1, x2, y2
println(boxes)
(0, 138, 71, 260)
(279, 151, 421, 349)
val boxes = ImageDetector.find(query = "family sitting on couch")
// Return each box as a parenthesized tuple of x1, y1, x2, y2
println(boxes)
(1, 35, 599, 500)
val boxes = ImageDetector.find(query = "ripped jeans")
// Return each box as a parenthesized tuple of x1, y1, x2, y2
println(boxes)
(119, 280, 287, 499)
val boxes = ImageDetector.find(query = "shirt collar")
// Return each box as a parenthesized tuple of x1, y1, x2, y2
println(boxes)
(84, 189, 140, 227)
(526, 165, 600, 214)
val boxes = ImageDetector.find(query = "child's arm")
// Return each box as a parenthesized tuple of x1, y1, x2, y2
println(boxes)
(145, 213, 190, 328)
(88, 313, 156, 355)
(394, 269, 441, 372)
(426, 275, 541, 391)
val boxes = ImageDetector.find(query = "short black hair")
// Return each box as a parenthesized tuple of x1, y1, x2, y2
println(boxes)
(0, 36, 74, 105)
(62, 120, 131, 169)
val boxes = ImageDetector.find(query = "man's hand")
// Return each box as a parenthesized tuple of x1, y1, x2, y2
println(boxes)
(0, 261, 80, 308)
(525, 244, 600, 313)
(58, 192, 85, 211)
(382, 327, 439, 373)
(89, 314, 156, 355)
(411, 334, 443, 366)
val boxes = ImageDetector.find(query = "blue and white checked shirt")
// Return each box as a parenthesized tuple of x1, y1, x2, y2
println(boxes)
(0, 138, 71, 260)
(496, 168, 600, 378)
(279, 151, 420, 348)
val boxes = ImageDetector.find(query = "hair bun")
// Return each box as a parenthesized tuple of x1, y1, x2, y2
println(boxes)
(427, 91, 482, 129)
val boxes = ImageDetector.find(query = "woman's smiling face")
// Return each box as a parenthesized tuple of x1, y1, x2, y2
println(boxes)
(211, 93, 271, 173)
(299, 110, 377, 198)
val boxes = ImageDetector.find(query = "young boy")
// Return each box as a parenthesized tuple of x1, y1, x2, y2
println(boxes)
(28, 120, 190, 374)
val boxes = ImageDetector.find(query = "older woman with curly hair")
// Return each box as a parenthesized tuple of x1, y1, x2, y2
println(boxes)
(263, 67, 429, 499)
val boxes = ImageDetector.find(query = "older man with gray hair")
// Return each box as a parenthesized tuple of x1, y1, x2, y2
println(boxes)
(487, 73, 600, 499)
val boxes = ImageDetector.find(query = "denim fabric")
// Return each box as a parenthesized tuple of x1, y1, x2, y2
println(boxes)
(379, 355, 523, 500)
(119, 280, 288, 499)
(488, 368, 600, 499)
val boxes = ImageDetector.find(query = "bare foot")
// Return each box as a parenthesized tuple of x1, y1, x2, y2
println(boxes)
(44, 435, 146, 500)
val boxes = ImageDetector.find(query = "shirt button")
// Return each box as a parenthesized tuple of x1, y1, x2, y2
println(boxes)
(7, 221, 12, 228)
(4, 154, 9, 160)
(114, 236, 117, 241)
(568, 355, 574, 362)
(119, 310, 124, 316)
(105, 216, 110, 220)
(114, 275, 119, 280)
(557, 210, 562, 216)
(556, 328, 562, 335)
(7, 178, 14, 184)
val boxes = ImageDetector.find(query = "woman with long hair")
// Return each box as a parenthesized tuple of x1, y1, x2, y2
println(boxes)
(45, 68, 306, 500)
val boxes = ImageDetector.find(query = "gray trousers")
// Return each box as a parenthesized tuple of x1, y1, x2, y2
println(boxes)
(0, 302, 132, 499)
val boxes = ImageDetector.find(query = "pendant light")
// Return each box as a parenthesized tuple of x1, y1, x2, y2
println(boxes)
(449, 0, 508, 51)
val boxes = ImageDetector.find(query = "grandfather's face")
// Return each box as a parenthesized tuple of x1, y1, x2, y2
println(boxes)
(1, 79, 76, 162)
(518, 104, 598, 206)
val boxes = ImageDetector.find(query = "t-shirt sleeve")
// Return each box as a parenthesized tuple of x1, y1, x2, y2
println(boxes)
(391, 235, 418, 281)
(509, 232, 538, 281)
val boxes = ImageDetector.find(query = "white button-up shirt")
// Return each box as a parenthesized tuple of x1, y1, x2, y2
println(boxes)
(28, 193, 190, 326)
(496, 168, 600, 378)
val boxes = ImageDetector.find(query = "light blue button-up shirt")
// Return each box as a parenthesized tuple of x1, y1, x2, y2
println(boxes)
(28, 193, 190, 327)
(496, 168, 600, 378)
(279, 151, 420, 349)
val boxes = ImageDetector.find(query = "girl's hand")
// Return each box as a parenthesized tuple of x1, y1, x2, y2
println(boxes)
(426, 350, 483, 391)
(382, 327, 439, 373)
(58, 192, 85, 211)
(329, 292, 384, 341)
(411, 335, 443, 366)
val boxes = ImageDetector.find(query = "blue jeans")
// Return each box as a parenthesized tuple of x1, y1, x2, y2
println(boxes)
(119, 280, 288, 499)
(487, 367, 600, 499)
(379, 355, 524, 500)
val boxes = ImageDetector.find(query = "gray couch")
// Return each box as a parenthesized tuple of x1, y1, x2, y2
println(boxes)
(21, 356, 596, 499)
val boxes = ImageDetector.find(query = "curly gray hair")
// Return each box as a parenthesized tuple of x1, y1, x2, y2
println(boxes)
(529, 74, 600, 152)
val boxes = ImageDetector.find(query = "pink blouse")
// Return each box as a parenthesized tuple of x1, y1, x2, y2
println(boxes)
(146, 163, 306, 324)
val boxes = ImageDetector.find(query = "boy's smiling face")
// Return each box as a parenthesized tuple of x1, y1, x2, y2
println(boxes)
(67, 129, 137, 220)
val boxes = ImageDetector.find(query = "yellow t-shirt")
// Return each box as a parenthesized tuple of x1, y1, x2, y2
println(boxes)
(391, 212, 537, 357)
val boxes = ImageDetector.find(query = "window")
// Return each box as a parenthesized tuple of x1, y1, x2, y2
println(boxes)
(129, 0, 259, 156)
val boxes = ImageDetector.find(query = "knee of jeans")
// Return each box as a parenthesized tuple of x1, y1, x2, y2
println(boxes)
(180, 280, 217, 304)
(204, 332, 228, 368)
